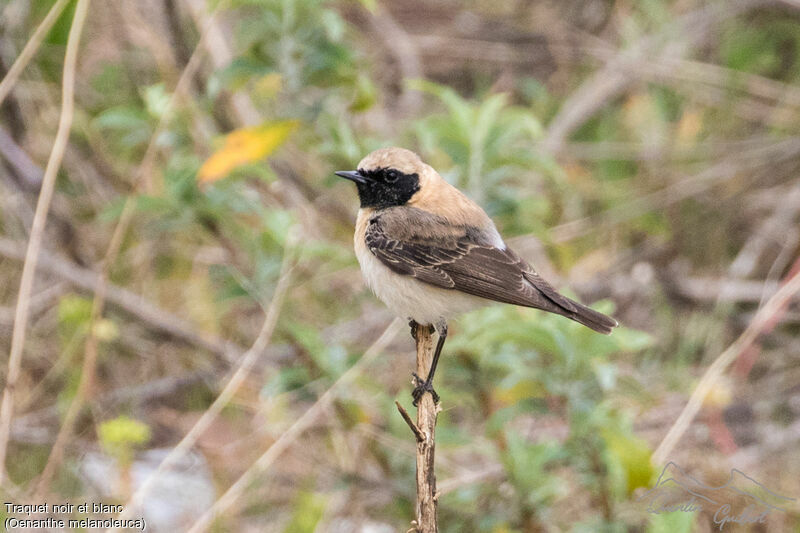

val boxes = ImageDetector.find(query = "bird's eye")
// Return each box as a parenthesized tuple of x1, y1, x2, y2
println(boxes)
(385, 170, 399, 183)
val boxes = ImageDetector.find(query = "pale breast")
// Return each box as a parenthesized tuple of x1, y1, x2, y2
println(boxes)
(354, 208, 484, 325)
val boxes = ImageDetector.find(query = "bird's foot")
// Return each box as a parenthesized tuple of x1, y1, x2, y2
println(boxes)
(408, 320, 435, 342)
(409, 320, 419, 341)
(411, 372, 440, 406)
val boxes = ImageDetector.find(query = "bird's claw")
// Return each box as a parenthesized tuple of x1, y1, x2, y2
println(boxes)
(408, 320, 435, 342)
(411, 372, 440, 406)
(409, 320, 419, 341)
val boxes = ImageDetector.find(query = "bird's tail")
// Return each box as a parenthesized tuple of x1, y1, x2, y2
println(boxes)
(522, 272, 618, 334)
(559, 297, 618, 334)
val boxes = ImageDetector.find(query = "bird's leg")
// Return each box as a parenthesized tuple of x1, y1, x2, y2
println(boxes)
(412, 320, 447, 406)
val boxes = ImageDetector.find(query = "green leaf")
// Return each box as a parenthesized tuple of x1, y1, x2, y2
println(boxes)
(609, 327, 655, 352)
(320, 9, 344, 41)
(410, 80, 474, 135)
(601, 427, 654, 495)
(93, 106, 152, 151)
(355, 0, 377, 12)
(141, 83, 171, 119)
(94, 106, 150, 131)
(646, 509, 696, 533)
(262, 208, 295, 246)
(283, 491, 326, 533)
(474, 92, 509, 146)
(502, 430, 564, 505)
(349, 73, 377, 112)
(37, 0, 77, 46)
(494, 377, 547, 405)
(58, 294, 92, 329)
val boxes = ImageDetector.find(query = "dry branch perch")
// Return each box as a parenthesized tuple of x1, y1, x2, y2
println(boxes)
(396, 401, 424, 443)
(399, 324, 440, 533)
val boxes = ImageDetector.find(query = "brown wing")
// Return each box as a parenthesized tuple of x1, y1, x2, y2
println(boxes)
(365, 207, 618, 334)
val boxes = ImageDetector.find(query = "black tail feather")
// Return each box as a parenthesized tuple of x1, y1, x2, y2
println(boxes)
(521, 271, 619, 334)
(562, 298, 618, 334)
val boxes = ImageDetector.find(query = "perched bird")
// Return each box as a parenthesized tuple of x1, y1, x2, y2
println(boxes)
(336, 147, 618, 405)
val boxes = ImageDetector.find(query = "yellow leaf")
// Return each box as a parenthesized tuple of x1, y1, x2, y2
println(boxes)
(198, 120, 298, 183)
(602, 428, 654, 495)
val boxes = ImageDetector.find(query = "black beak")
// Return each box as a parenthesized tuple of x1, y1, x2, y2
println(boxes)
(335, 170, 368, 184)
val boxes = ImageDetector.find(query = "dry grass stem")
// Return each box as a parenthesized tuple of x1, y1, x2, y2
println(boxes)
(183, 317, 404, 533)
(549, 138, 800, 242)
(33, 2, 227, 496)
(107, 231, 299, 532)
(0, 0, 91, 487)
(0, 237, 244, 360)
(543, 0, 761, 153)
(653, 268, 800, 464)
(0, 0, 72, 107)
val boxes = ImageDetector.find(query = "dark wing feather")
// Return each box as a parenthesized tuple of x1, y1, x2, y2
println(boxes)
(365, 208, 618, 334)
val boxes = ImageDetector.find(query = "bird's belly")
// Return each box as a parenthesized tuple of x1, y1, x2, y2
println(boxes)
(355, 245, 484, 325)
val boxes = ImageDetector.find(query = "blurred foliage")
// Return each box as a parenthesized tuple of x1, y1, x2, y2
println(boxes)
(283, 491, 327, 533)
(1, 0, 799, 531)
(412, 80, 558, 235)
(98, 416, 152, 466)
(434, 305, 654, 530)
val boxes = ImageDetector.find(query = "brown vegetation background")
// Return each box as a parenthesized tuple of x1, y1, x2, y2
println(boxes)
(1, 0, 799, 531)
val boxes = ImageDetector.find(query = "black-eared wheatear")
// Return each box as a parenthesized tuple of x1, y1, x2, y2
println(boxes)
(336, 147, 617, 405)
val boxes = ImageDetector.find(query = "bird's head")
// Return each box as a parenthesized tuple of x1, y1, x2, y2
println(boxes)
(335, 147, 428, 209)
